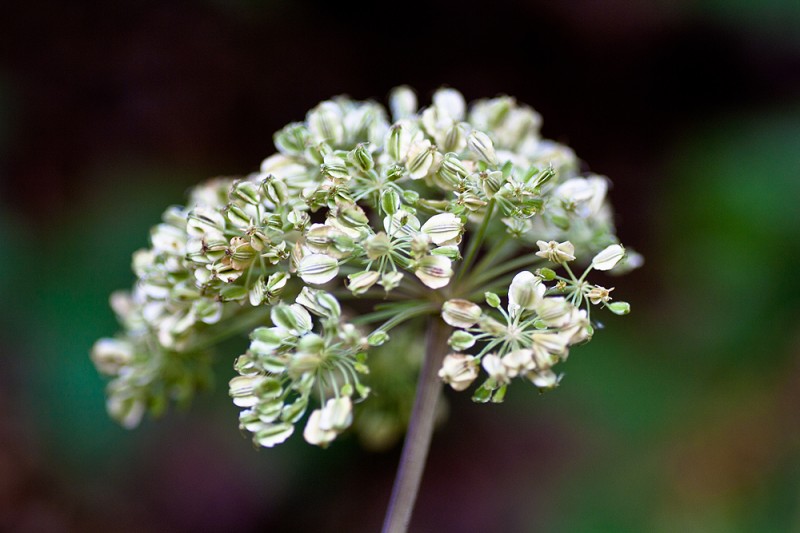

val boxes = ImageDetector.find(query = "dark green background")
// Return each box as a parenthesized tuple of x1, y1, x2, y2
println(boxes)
(2, 1, 799, 531)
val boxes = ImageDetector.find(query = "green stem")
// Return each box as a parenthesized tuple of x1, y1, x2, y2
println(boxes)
(368, 302, 437, 336)
(455, 199, 495, 282)
(470, 233, 513, 278)
(465, 253, 545, 293)
(350, 300, 429, 325)
(381, 318, 450, 533)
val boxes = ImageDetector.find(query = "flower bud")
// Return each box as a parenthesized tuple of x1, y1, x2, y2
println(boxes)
(266, 271, 290, 300)
(295, 287, 341, 319)
(501, 349, 534, 377)
(438, 153, 468, 187)
(380, 188, 401, 215)
(262, 176, 289, 205)
(346, 270, 380, 294)
(389, 86, 417, 121)
(379, 271, 404, 291)
(459, 192, 487, 211)
(194, 299, 223, 324)
(318, 397, 353, 432)
(410, 233, 432, 257)
(270, 303, 312, 334)
(225, 204, 252, 228)
(187, 207, 226, 236)
(91, 338, 134, 376)
(385, 123, 411, 162)
(367, 330, 389, 346)
(281, 396, 309, 424)
(441, 299, 482, 328)
(321, 153, 351, 181)
(448, 330, 476, 351)
(253, 422, 295, 448)
(421, 212, 463, 245)
(433, 87, 466, 121)
(478, 315, 507, 336)
(274, 122, 310, 156)
(227, 237, 256, 270)
(229, 375, 265, 408)
(406, 140, 436, 180)
(535, 297, 573, 328)
(402, 189, 420, 205)
(303, 409, 336, 447)
(297, 253, 339, 285)
(308, 101, 344, 146)
(339, 204, 369, 227)
(591, 244, 625, 271)
(438, 353, 479, 391)
(536, 267, 557, 281)
(607, 301, 630, 315)
(467, 130, 498, 165)
(483, 353, 511, 384)
(430, 245, 461, 260)
(529, 369, 561, 389)
(107, 392, 145, 430)
(348, 143, 374, 172)
(484, 292, 501, 308)
(364, 232, 392, 260)
(478, 170, 504, 199)
(414, 255, 453, 289)
(508, 271, 545, 311)
(442, 123, 467, 153)
(231, 180, 260, 205)
(384, 163, 406, 182)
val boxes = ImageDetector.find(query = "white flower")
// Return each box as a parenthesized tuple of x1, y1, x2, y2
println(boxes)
(535, 240, 575, 263)
(432, 87, 466, 121)
(508, 271, 545, 313)
(587, 285, 614, 305)
(554, 176, 607, 218)
(318, 397, 353, 432)
(303, 408, 336, 446)
(591, 244, 625, 271)
(439, 353, 479, 391)
(91, 338, 134, 376)
(528, 369, 561, 389)
(501, 349, 534, 377)
(482, 354, 510, 384)
(303, 397, 353, 447)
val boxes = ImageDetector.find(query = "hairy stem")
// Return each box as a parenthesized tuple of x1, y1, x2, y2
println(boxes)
(381, 318, 450, 533)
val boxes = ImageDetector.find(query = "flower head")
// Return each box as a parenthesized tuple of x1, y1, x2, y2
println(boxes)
(92, 87, 639, 448)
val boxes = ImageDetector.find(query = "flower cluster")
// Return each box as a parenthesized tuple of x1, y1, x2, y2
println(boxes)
(229, 288, 373, 448)
(439, 243, 631, 401)
(92, 87, 640, 448)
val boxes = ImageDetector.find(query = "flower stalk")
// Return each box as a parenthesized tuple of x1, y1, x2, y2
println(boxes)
(382, 318, 450, 533)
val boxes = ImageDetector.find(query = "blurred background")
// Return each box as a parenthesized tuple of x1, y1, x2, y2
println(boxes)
(2, 0, 800, 531)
